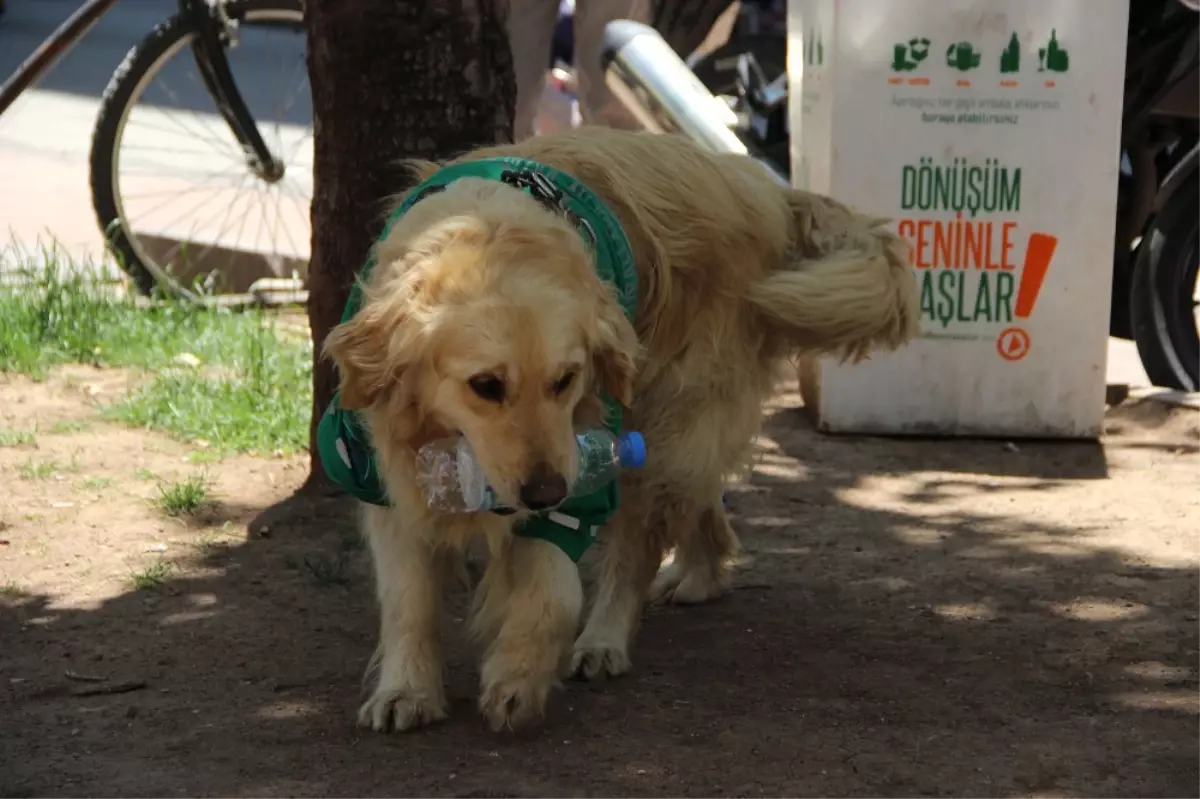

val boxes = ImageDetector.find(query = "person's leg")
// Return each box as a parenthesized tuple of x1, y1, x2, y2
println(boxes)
(572, 0, 652, 129)
(507, 0, 561, 140)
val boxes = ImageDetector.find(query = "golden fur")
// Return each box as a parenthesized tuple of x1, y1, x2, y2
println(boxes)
(323, 128, 918, 733)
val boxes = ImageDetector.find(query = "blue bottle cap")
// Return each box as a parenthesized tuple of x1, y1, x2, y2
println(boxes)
(617, 431, 646, 469)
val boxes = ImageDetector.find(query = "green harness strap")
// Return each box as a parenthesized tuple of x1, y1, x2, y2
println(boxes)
(316, 157, 638, 563)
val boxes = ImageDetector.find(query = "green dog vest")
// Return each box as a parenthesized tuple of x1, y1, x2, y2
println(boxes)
(316, 157, 638, 562)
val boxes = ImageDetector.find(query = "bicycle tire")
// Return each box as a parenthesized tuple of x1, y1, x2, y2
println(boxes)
(1129, 175, 1200, 391)
(89, 0, 305, 297)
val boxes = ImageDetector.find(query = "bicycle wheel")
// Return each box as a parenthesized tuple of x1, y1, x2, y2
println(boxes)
(90, 0, 309, 298)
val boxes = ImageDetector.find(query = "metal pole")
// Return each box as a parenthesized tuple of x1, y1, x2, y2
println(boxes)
(601, 19, 788, 186)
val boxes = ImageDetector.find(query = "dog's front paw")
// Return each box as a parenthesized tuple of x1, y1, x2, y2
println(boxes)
(478, 671, 555, 732)
(358, 685, 448, 733)
(569, 634, 631, 680)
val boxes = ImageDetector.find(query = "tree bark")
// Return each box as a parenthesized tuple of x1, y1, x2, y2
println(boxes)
(302, 0, 515, 488)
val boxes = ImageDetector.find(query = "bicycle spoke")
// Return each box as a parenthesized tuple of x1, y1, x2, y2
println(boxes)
(284, 125, 313, 167)
(187, 176, 252, 243)
(120, 161, 244, 207)
(159, 171, 254, 266)
(141, 166, 249, 240)
(265, 182, 283, 258)
(270, 180, 303, 259)
(270, 36, 290, 135)
(148, 60, 248, 157)
(146, 74, 243, 159)
(276, 176, 311, 201)
(274, 187, 304, 255)
(117, 161, 238, 178)
(275, 56, 308, 125)
(211, 177, 261, 252)
(118, 143, 234, 159)
(230, 176, 255, 258)
(124, 115, 241, 162)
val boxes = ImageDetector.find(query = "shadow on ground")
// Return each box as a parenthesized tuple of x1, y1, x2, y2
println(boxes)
(2, 395, 1197, 798)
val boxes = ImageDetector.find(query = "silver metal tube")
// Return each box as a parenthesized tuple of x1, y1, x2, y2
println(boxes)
(602, 20, 789, 187)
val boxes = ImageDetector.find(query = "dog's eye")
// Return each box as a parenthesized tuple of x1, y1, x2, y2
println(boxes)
(468, 374, 506, 403)
(551, 371, 576, 396)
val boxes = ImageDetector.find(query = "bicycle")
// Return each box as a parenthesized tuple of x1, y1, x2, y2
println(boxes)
(0, 0, 311, 302)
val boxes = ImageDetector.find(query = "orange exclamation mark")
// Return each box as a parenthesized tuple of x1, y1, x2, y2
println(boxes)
(1014, 233, 1058, 318)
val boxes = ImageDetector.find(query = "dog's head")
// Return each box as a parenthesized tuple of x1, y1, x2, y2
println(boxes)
(324, 177, 638, 511)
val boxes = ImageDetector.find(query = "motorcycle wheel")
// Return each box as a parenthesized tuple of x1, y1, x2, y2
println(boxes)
(1129, 174, 1200, 391)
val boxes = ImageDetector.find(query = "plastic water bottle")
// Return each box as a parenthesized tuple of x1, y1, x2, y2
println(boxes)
(414, 429, 646, 513)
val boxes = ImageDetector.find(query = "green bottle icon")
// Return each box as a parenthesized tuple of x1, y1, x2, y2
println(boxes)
(946, 41, 982, 72)
(1000, 32, 1020, 73)
(1038, 29, 1070, 73)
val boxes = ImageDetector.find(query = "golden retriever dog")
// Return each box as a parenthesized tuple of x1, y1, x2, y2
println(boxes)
(323, 127, 917, 733)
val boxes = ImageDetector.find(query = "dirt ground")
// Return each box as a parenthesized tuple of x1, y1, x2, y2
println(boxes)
(1, 368, 1197, 798)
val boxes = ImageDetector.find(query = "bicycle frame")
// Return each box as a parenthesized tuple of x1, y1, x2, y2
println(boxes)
(0, 0, 119, 117)
(178, 0, 284, 181)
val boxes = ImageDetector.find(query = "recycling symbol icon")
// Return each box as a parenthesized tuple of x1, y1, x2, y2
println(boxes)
(891, 37, 931, 72)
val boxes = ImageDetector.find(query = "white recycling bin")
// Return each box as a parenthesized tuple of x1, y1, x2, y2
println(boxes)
(788, 0, 1130, 438)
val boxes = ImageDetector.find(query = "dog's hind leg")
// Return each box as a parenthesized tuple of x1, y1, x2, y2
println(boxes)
(648, 499, 739, 605)
(570, 488, 669, 680)
(357, 504, 449, 733)
(474, 535, 583, 731)
(644, 380, 759, 607)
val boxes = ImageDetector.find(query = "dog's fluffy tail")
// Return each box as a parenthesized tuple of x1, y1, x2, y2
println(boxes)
(745, 190, 920, 362)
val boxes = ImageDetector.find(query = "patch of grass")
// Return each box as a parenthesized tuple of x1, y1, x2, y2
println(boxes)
(18, 458, 58, 480)
(49, 420, 91, 435)
(105, 317, 310, 455)
(134, 467, 158, 481)
(156, 473, 211, 517)
(0, 427, 36, 447)
(302, 552, 351, 588)
(128, 560, 173, 590)
(186, 448, 224, 465)
(0, 581, 25, 599)
(81, 476, 114, 491)
(0, 247, 311, 456)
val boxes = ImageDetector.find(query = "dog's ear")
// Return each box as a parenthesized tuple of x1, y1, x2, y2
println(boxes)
(322, 272, 430, 411)
(322, 304, 400, 411)
(590, 291, 639, 408)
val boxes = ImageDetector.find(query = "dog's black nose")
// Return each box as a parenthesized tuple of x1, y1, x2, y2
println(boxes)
(519, 465, 568, 510)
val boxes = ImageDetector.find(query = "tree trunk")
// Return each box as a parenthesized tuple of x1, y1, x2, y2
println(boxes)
(302, 0, 515, 488)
